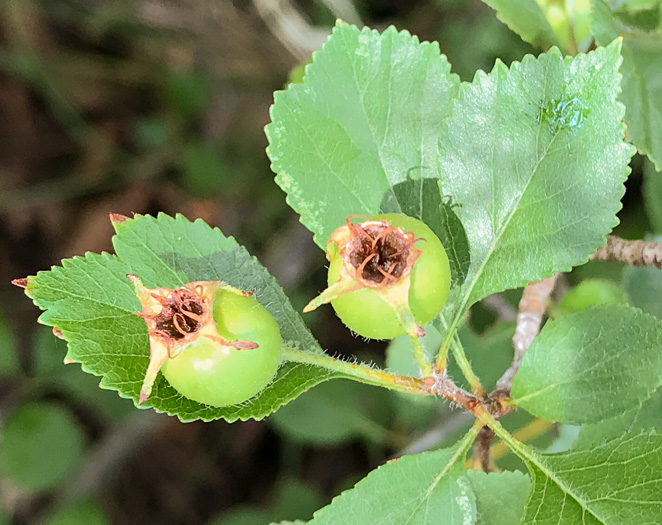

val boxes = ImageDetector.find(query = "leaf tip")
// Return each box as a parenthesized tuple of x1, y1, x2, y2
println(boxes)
(110, 213, 130, 225)
(52, 327, 65, 340)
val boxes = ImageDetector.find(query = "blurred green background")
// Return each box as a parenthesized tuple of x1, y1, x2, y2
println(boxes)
(0, 1, 659, 524)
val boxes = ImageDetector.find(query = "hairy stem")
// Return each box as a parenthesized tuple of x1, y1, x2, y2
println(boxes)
(449, 336, 486, 398)
(589, 235, 662, 268)
(281, 347, 431, 395)
(282, 347, 481, 411)
(409, 333, 433, 377)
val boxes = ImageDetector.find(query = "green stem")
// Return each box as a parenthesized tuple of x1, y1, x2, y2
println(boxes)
(376, 281, 431, 377)
(281, 347, 431, 396)
(409, 333, 433, 377)
(455, 419, 484, 459)
(435, 315, 462, 372)
(436, 326, 485, 397)
(451, 336, 485, 396)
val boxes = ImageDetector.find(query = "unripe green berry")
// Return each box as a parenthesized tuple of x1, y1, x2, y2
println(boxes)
(306, 214, 451, 340)
(130, 277, 282, 407)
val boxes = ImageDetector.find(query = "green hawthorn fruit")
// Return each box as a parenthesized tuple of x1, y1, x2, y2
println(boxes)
(130, 277, 281, 407)
(305, 214, 451, 340)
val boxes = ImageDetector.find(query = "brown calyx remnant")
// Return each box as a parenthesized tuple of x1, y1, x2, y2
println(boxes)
(144, 287, 206, 343)
(333, 216, 422, 287)
(128, 276, 259, 404)
(131, 278, 259, 358)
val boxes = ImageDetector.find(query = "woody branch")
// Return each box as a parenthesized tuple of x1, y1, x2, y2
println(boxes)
(589, 235, 662, 268)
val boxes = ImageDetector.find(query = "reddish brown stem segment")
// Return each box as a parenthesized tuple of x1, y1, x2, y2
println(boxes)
(589, 235, 662, 268)
(473, 275, 557, 472)
(473, 426, 496, 472)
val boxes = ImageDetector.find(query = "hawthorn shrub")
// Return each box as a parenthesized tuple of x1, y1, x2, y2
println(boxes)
(12, 2, 662, 523)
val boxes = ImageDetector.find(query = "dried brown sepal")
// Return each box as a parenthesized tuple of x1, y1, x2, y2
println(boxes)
(128, 275, 259, 404)
(303, 216, 423, 315)
(332, 215, 422, 288)
(11, 277, 28, 289)
(109, 213, 130, 224)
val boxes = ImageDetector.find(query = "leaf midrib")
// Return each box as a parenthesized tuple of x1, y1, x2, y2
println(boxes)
(403, 427, 476, 524)
(450, 58, 560, 329)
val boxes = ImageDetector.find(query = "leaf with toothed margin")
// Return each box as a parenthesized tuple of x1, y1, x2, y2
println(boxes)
(479, 0, 558, 49)
(593, 0, 662, 171)
(308, 433, 477, 525)
(438, 40, 635, 328)
(510, 304, 662, 425)
(467, 470, 531, 525)
(516, 430, 662, 523)
(266, 21, 463, 258)
(21, 213, 347, 422)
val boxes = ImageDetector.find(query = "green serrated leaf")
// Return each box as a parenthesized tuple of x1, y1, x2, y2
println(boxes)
(466, 470, 531, 525)
(439, 40, 634, 325)
(519, 430, 662, 523)
(479, 0, 558, 48)
(574, 386, 662, 448)
(25, 214, 342, 422)
(594, 0, 662, 170)
(33, 327, 134, 421)
(266, 22, 461, 249)
(511, 304, 662, 424)
(309, 432, 477, 524)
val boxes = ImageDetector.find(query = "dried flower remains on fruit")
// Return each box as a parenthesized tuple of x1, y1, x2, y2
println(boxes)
(130, 276, 281, 407)
(304, 214, 451, 340)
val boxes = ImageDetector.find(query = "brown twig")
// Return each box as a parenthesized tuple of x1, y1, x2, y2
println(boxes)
(472, 275, 558, 472)
(472, 426, 496, 472)
(482, 293, 517, 322)
(495, 275, 559, 394)
(589, 235, 662, 268)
